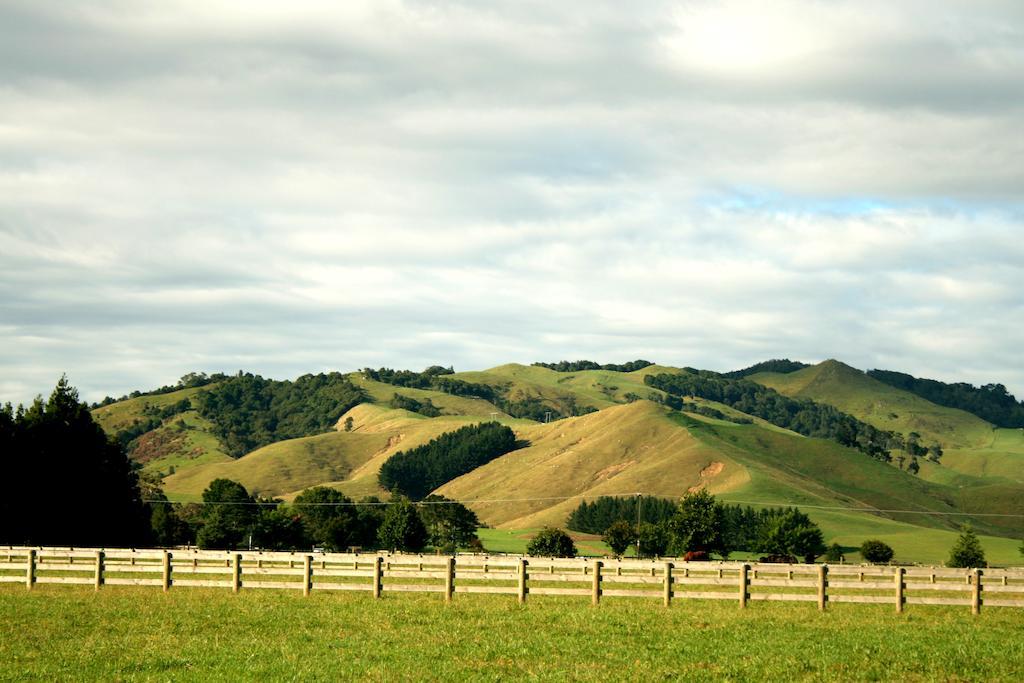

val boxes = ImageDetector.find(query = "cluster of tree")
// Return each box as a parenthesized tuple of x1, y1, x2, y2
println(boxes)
(892, 432, 943, 475)
(661, 491, 826, 562)
(530, 360, 655, 373)
(721, 359, 810, 379)
(389, 393, 442, 417)
(378, 422, 520, 500)
(92, 372, 228, 408)
(645, 372, 893, 461)
(152, 480, 482, 553)
(568, 492, 827, 562)
(566, 495, 679, 534)
(867, 369, 1024, 428)
(195, 372, 366, 457)
(1, 377, 151, 547)
(362, 366, 455, 389)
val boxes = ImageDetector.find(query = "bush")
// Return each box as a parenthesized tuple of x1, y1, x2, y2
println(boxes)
(860, 539, 894, 564)
(824, 543, 844, 563)
(947, 525, 986, 568)
(527, 527, 577, 558)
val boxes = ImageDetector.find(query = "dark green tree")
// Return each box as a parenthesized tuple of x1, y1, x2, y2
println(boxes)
(253, 507, 306, 550)
(668, 489, 726, 557)
(526, 527, 577, 558)
(860, 539, 894, 564)
(947, 525, 986, 568)
(377, 498, 428, 552)
(196, 479, 259, 549)
(637, 521, 671, 558)
(0, 377, 150, 547)
(378, 422, 518, 500)
(351, 497, 387, 549)
(293, 486, 355, 551)
(602, 520, 634, 557)
(756, 510, 826, 563)
(417, 495, 480, 552)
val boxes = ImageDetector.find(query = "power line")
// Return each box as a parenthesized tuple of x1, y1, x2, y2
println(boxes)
(142, 494, 1024, 519)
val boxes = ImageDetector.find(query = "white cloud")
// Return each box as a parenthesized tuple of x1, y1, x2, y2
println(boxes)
(1, 0, 1023, 403)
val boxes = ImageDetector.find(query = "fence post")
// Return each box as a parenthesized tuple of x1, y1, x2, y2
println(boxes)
(26, 549, 35, 590)
(232, 553, 242, 593)
(972, 569, 983, 615)
(445, 556, 455, 603)
(94, 550, 104, 591)
(663, 562, 673, 608)
(517, 558, 528, 604)
(591, 560, 602, 606)
(894, 567, 904, 614)
(739, 564, 749, 609)
(817, 564, 828, 611)
(162, 551, 171, 592)
(372, 556, 383, 598)
(303, 555, 312, 597)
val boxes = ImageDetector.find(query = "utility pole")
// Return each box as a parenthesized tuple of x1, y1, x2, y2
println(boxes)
(635, 493, 642, 558)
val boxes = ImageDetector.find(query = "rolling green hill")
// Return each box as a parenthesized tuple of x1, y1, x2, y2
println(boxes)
(747, 359, 993, 448)
(88, 359, 1024, 563)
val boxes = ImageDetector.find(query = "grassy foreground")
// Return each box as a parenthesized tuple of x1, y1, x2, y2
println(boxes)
(4, 586, 1024, 681)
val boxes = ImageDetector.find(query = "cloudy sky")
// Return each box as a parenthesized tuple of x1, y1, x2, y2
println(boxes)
(2, 0, 1023, 404)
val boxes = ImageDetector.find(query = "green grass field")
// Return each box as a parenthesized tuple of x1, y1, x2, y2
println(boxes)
(4, 586, 1024, 681)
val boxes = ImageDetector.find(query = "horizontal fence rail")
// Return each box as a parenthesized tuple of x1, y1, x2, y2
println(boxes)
(3, 547, 1023, 614)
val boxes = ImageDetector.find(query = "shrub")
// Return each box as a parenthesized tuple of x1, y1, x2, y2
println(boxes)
(527, 527, 577, 558)
(947, 525, 986, 568)
(824, 543, 844, 563)
(860, 539, 894, 564)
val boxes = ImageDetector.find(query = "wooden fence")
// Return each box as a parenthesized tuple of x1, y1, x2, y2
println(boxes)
(3, 547, 1024, 614)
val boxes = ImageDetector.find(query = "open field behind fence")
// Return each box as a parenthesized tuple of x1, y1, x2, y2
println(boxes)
(3, 546, 1023, 615)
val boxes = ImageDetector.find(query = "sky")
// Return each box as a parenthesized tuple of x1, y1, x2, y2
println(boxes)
(1, 0, 1023, 405)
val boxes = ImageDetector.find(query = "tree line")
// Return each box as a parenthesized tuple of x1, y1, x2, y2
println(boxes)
(565, 493, 827, 562)
(530, 360, 655, 373)
(868, 369, 1024, 428)
(378, 422, 520, 500)
(91, 371, 228, 408)
(364, 366, 595, 421)
(645, 372, 893, 461)
(195, 372, 366, 457)
(1, 377, 151, 547)
(389, 393, 442, 417)
(151, 479, 482, 553)
(721, 358, 810, 379)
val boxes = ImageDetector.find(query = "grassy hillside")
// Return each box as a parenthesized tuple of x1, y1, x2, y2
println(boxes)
(91, 385, 208, 434)
(450, 363, 680, 413)
(161, 404, 536, 502)
(748, 359, 993, 448)
(349, 374, 507, 416)
(91, 387, 232, 479)
(438, 401, 747, 528)
(748, 360, 1024, 500)
(85, 360, 1024, 564)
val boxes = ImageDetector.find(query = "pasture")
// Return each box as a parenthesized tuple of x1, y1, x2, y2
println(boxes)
(3, 585, 1024, 681)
